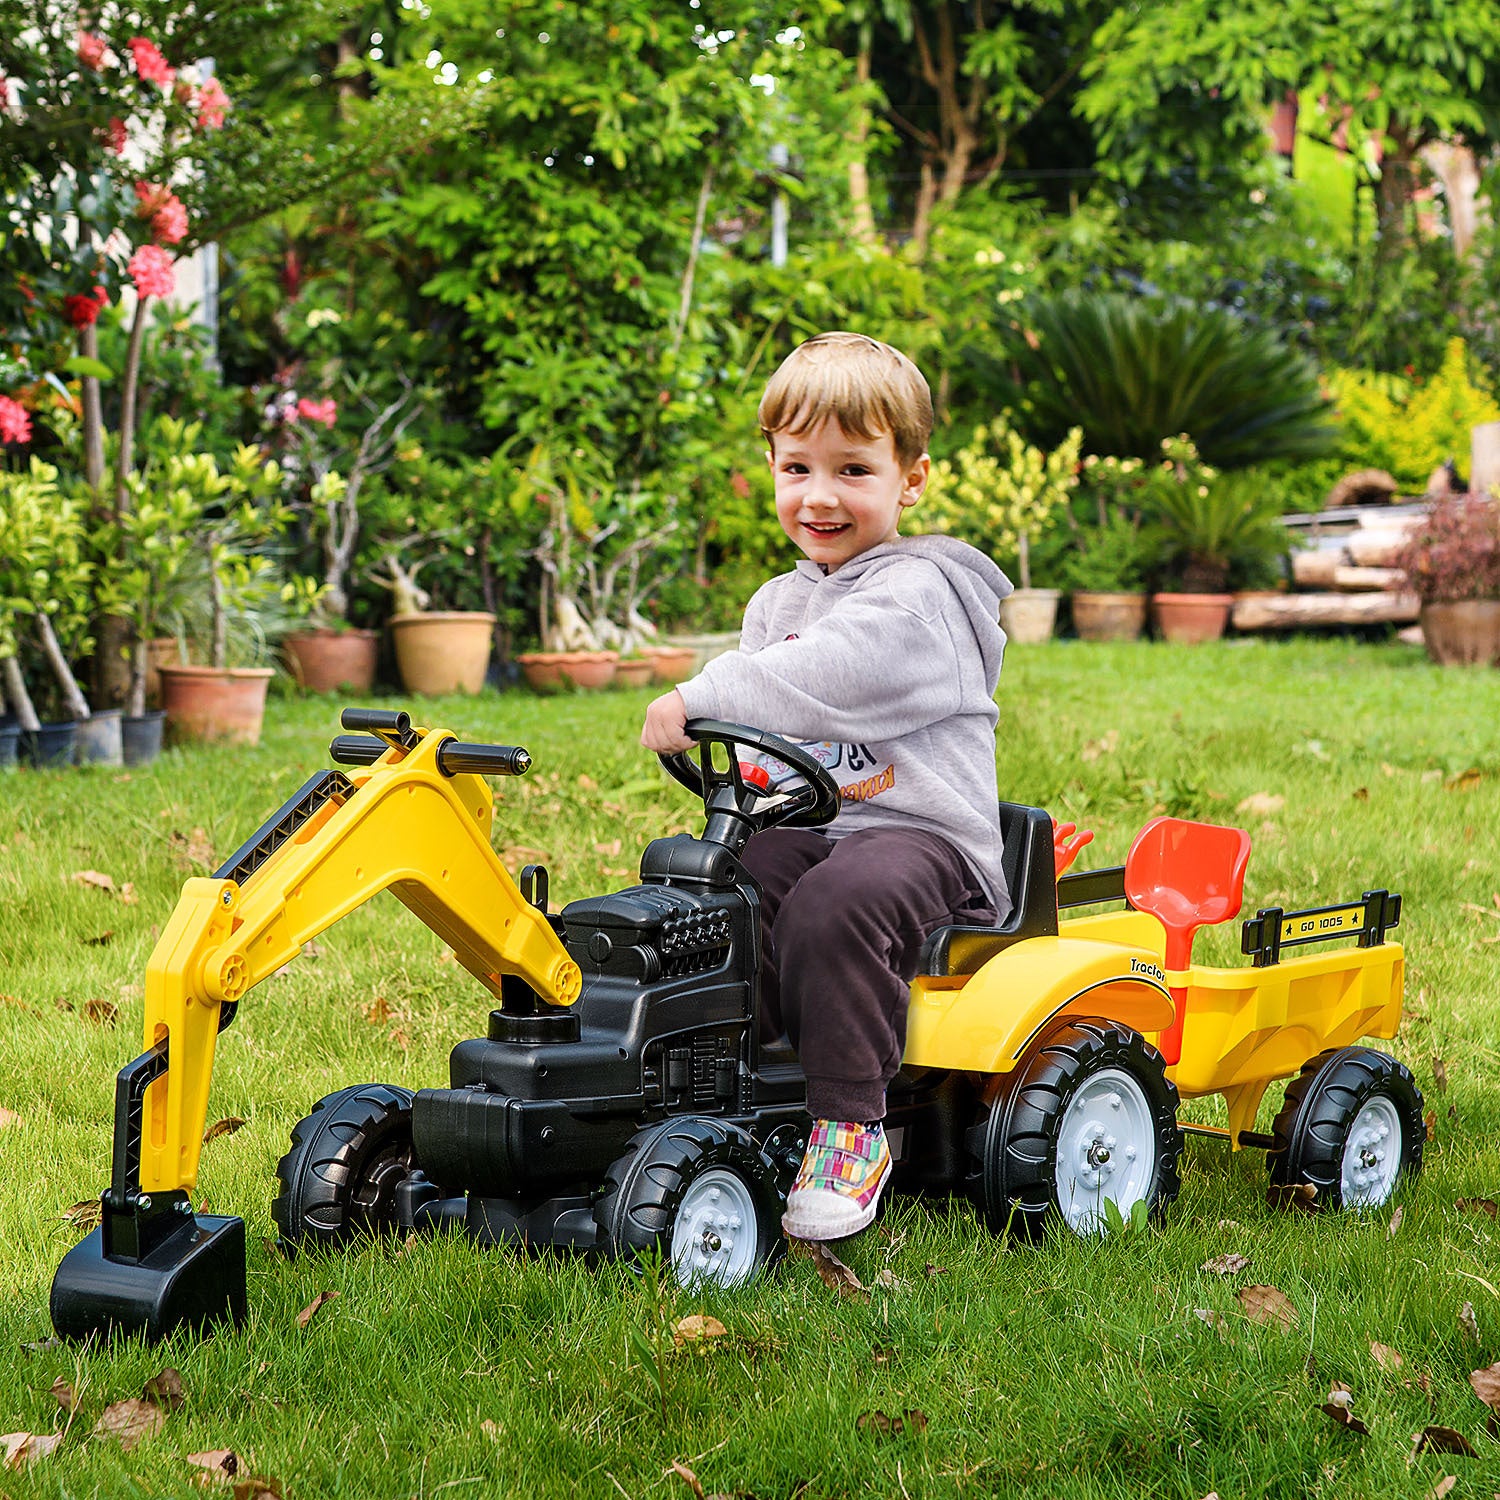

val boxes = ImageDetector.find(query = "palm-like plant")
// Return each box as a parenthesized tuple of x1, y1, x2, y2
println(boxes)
(970, 291, 1336, 469)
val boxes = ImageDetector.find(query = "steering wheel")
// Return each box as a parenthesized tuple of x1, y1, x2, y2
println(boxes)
(658, 719, 841, 836)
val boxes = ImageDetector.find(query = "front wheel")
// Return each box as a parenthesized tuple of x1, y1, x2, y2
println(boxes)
(272, 1083, 416, 1253)
(1268, 1047, 1424, 1210)
(971, 1020, 1181, 1240)
(595, 1117, 785, 1289)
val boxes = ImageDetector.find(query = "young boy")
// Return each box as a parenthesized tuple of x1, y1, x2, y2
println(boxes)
(640, 331, 1012, 1241)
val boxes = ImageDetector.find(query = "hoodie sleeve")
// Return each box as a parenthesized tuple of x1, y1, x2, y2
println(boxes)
(676, 564, 965, 742)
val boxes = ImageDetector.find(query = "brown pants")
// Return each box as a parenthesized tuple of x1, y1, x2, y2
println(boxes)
(741, 827, 998, 1123)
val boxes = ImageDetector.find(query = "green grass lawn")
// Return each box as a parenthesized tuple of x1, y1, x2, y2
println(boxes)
(2, 637, 1498, 1499)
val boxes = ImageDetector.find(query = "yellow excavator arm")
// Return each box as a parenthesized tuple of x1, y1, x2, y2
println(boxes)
(138, 722, 581, 1195)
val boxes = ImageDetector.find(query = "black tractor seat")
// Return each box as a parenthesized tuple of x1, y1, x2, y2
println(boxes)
(918, 802, 1061, 977)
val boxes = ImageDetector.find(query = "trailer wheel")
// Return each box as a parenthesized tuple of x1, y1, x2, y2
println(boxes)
(969, 1021, 1181, 1240)
(1268, 1047, 1424, 1210)
(596, 1117, 784, 1289)
(272, 1083, 416, 1253)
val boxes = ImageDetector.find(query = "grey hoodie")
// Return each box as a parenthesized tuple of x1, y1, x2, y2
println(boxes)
(675, 534, 1013, 909)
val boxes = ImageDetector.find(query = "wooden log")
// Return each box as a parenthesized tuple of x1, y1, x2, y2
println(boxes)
(1346, 524, 1420, 567)
(1472, 421, 1500, 501)
(1332, 565, 1407, 592)
(1232, 590, 1421, 631)
(1292, 550, 1343, 587)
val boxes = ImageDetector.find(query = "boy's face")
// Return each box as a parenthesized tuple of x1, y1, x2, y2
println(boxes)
(767, 419, 928, 572)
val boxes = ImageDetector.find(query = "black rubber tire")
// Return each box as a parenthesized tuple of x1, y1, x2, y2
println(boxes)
(272, 1083, 416, 1253)
(1267, 1046, 1424, 1210)
(969, 1020, 1181, 1241)
(594, 1116, 785, 1288)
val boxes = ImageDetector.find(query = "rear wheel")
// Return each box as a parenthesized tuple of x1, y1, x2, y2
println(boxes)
(595, 1117, 784, 1289)
(1268, 1047, 1424, 1210)
(970, 1020, 1181, 1240)
(272, 1083, 416, 1253)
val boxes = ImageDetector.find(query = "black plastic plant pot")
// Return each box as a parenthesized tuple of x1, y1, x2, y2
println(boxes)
(74, 708, 124, 767)
(121, 710, 167, 767)
(0, 723, 18, 771)
(50, 1213, 248, 1343)
(21, 720, 77, 767)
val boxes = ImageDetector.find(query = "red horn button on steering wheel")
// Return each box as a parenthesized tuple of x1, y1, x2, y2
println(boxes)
(738, 761, 772, 791)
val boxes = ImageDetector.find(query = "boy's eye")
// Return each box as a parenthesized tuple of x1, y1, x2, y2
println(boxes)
(843, 465, 871, 476)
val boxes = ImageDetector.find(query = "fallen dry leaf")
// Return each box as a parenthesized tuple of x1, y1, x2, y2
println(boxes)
(186, 1448, 240, 1478)
(1445, 768, 1482, 793)
(1193, 1308, 1228, 1336)
(1413, 1426, 1477, 1458)
(593, 838, 623, 856)
(295, 1290, 339, 1329)
(231, 1477, 283, 1500)
(119, 882, 138, 905)
(1236, 792, 1285, 816)
(791, 1239, 867, 1298)
(1201, 1252, 1250, 1275)
(169, 827, 217, 871)
(389, 1026, 411, 1052)
(144, 1367, 185, 1412)
(1388, 1205, 1405, 1237)
(93, 1397, 165, 1451)
(71, 869, 117, 893)
(856, 1409, 928, 1437)
(365, 996, 391, 1024)
(1433, 1057, 1448, 1094)
(81, 930, 114, 946)
(1371, 1342, 1406, 1372)
(82, 998, 118, 1028)
(1352, 786, 1369, 802)
(1460, 1301, 1480, 1345)
(2, 1430, 63, 1468)
(1081, 730, 1119, 762)
(1425, 1109, 1437, 1143)
(0, 1107, 21, 1130)
(1470, 1362, 1500, 1411)
(670, 1459, 706, 1499)
(1456, 1197, 1497, 1222)
(1424, 1478, 1455, 1500)
(49, 1376, 77, 1412)
(1237, 1284, 1298, 1330)
(924, 1262, 948, 1277)
(1319, 1382, 1369, 1436)
(873, 1267, 902, 1290)
(63, 1199, 102, 1232)
(672, 1314, 728, 1349)
(1268, 1181, 1318, 1213)
(203, 1118, 246, 1145)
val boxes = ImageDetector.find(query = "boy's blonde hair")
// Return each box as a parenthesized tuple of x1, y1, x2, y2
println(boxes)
(758, 331, 933, 467)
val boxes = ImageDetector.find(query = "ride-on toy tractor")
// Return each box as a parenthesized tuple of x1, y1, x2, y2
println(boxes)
(50, 708, 1424, 1342)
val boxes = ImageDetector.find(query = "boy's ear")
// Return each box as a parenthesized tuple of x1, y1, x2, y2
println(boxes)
(900, 453, 931, 509)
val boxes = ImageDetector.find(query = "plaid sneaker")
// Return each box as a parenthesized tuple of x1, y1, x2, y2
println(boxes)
(781, 1119, 892, 1241)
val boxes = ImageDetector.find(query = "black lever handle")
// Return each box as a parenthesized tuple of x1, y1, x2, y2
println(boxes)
(339, 707, 418, 748)
(328, 734, 386, 766)
(436, 740, 532, 777)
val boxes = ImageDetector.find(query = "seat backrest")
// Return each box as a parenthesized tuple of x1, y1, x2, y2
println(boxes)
(997, 801, 1061, 939)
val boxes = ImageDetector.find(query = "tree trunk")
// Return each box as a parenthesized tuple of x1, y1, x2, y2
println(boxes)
(1373, 120, 1420, 260)
(79, 323, 106, 495)
(34, 612, 92, 720)
(1, 656, 41, 733)
(846, 37, 879, 246)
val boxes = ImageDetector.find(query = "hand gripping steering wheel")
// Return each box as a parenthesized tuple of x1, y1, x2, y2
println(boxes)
(658, 719, 841, 837)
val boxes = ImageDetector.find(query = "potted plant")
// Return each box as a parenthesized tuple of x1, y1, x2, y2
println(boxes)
(151, 430, 291, 744)
(1147, 441, 1288, 644)
(1043, 455, 1158, 641)
(925, 418, 1083, 644)
(1394, 496, 1500, 665)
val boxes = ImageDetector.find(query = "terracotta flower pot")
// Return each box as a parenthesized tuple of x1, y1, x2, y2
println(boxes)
(1419, 600, 1500, 665)
(642, 645, 697, 684)
(557, 650, 618, 689)
(999, 588, 1061, 644)
(516, 652, 566, 692)
(282, 628, 379, 694)
(390, 612, 496, 696)
(1151, 592, 1233, 644)
(613, 657, 655, 688)
(158, 665, 273, 745)
(1070, 591, 1147, 642)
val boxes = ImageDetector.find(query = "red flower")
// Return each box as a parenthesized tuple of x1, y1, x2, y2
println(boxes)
(77, 31, 107, 69)
(128, 244, 176, 300)
(128, 37, 175, 87)
(0, 396, 32, 446)
(295, 397, 338, 427)
(106, 116, 127, 154)
(0, 76, 11, 109)
(134, 181, 189, 245)
(63, 286, 109, 328)
(196, 76, 230, 130)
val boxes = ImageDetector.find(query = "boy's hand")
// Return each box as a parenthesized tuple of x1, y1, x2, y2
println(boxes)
(641, 689, 694, 753)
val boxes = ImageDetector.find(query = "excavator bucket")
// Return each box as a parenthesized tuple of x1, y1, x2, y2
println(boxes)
(50, 1043, 247, 1342)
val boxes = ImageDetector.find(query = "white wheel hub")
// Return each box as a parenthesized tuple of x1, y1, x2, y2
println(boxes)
(670, 1167, 760, 1288)
(1055, 1066, 1157, 1234)
(1340, 1093, 1403, 1206)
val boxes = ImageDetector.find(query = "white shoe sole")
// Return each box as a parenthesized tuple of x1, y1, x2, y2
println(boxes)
(781, 1155, 891, 1241)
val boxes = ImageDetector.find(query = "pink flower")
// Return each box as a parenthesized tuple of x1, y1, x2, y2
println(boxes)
(106, 116, 127, 154)
(0, 76, 10, 110)
(63, 286, 110, 328)
(128, 37, 175, 87)
(0, 396, 32, 446)
(77, 31, 108, 69)
(128, 244, 175, 300)
(135, 181, 188, 244)
(295, 397, 338, 427)
(196, 76, 230, 130)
